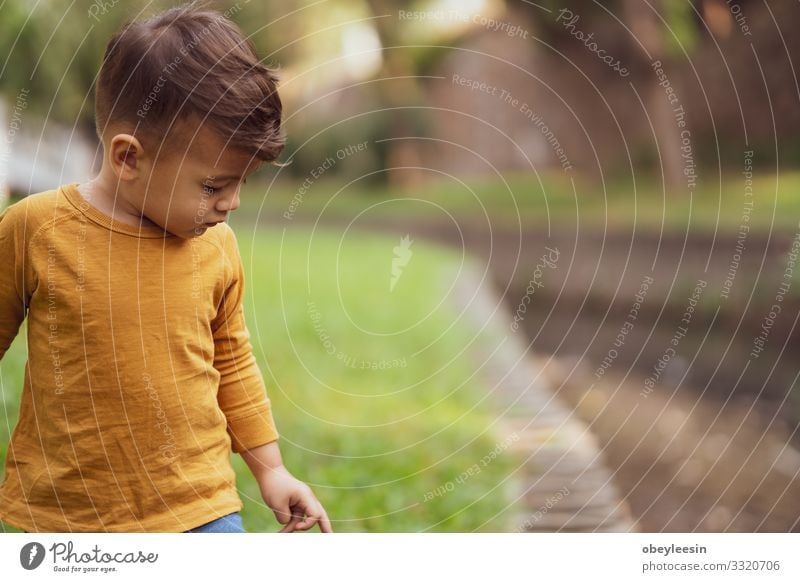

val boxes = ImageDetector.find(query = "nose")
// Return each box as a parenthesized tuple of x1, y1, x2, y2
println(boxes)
(217, 189, 241, 213)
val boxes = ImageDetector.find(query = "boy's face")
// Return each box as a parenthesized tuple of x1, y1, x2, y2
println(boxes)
(119, 116, 263, 239)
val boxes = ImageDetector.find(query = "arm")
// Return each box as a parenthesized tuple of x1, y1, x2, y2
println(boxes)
(212, 230, 279, 453)
(0, 203, 31, 360)
(212, 229, 331, 533)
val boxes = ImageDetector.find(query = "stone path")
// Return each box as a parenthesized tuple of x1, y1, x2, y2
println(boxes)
(448, 262, 638, 532)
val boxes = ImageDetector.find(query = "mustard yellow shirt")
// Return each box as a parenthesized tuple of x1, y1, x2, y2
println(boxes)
(0, 183, 279, 532)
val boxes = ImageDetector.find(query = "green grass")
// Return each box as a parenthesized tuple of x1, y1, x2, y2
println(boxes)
(1, 228, 516, 532)
(0, 325, 27, 533)
(243, 170, 800, 235)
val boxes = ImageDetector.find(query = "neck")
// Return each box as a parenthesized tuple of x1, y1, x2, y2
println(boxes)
(78, 165, 157, 229)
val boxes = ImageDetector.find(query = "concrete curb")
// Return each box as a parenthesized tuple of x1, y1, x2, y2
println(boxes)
(447, 260, 639, 532)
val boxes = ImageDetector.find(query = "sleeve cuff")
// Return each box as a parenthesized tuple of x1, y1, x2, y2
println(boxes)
(227, 406, 280, 453)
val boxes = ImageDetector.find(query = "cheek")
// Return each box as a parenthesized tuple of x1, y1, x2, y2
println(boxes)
(194, 191, 218, 223)
(149, 166, 190, 215)
(171, 176, 204, 219)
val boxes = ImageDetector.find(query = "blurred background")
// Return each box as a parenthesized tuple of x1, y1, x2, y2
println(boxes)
(1, 0, 799, 532)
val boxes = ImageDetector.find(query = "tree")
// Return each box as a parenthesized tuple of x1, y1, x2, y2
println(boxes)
(363, 0, 429, 190)
(518, 0, 701, 193)
(623, 0, 698, 194)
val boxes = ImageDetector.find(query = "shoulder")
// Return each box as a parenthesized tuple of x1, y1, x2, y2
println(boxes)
(204, 222, 241, 257)
(193, 222, 243, 276)
(0, 187, 63, 240)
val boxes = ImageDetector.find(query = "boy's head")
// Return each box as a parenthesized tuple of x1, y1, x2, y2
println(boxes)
(92, 1, 285, 238)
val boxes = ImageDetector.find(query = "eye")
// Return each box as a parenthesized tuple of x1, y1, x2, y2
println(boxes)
(202, 183, 220, 195)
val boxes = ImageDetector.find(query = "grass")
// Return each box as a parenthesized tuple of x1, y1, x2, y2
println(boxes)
(0, 228, 516, 533)
(243, 169, 800, 235)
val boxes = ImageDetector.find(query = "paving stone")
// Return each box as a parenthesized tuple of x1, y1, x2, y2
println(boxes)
(449, 263, 639, 532)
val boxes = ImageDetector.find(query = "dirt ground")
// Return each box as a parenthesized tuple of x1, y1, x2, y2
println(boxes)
(535, 354, 800, 532)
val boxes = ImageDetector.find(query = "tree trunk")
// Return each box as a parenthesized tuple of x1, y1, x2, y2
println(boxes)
(364, 0, 427, 191)
(624, 0, 687, 195)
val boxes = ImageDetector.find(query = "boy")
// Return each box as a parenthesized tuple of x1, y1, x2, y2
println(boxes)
(0, 2, 331, 533)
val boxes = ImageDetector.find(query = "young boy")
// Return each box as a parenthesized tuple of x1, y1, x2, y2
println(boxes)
(0, 3, 331, 533)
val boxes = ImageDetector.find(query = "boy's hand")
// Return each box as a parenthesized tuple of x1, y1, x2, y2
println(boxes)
(240, 440, 332, 533)
(257, 465, 332, 533)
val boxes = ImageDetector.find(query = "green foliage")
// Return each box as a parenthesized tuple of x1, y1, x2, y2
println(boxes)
(662, 0, 698, 58)
(0, 1, 143, 127)
(0, 325, 27, 533)
(0, 0, 268, 129)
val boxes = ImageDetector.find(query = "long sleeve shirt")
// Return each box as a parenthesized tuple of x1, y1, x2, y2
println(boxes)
(0, 182, 279, 532)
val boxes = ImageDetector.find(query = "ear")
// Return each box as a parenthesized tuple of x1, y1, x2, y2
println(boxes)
(108, 133, 148, 181)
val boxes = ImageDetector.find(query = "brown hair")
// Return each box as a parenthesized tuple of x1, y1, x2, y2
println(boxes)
(94, 0, 285, 164)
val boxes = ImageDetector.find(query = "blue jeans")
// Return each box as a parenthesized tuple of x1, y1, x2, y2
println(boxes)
(185, 512, 245, 533)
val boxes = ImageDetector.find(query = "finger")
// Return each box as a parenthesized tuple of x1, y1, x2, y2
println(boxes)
(293, 502, 328, 532)
(290, 495, 319, 530)
(289, 511, 314, 532)
(298, 503, 332, 533)
(318, 508, 333, 533)
(279, 503, 307, 533)
(284, 493, 314, 526)
(278, 514, 303, 533)
(272, 504, 293, 525)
